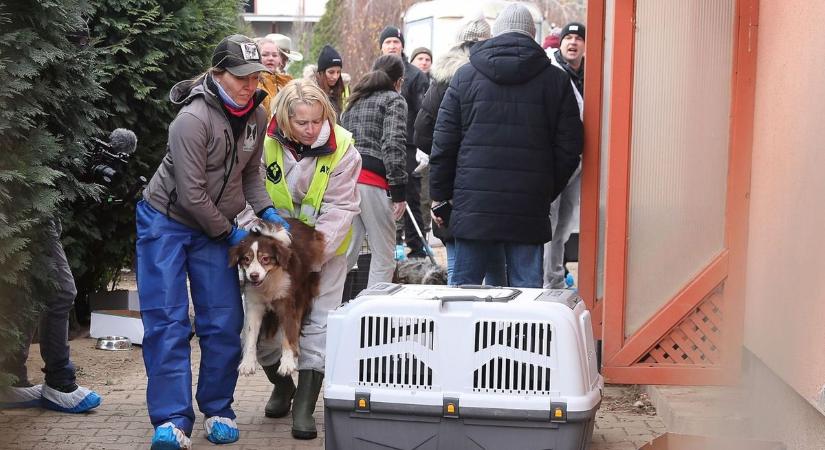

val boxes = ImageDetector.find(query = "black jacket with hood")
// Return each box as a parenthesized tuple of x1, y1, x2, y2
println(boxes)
(399, 56, 429, 170)
(429, 32, 583, 244)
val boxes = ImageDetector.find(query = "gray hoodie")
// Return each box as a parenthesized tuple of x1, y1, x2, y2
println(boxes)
(143, 75, 273, 238)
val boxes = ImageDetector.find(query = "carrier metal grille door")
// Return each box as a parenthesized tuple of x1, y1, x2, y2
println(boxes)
(472, 320, 554, 395)
(357, 315, 435, 388)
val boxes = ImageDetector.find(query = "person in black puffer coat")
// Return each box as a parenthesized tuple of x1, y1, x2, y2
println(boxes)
(429, 4, 583, 288)
(414, 16, 505, 286)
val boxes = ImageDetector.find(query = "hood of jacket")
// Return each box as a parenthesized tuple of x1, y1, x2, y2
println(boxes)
(469, 32, 552, 85)
(170, 74, 268, 113)
(430, 44, 471, 84)
(169, 76, 211, 105)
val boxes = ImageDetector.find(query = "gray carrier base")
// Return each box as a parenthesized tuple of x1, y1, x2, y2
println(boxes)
(324, 398, 598, 449)
(323, 284, 603, 450)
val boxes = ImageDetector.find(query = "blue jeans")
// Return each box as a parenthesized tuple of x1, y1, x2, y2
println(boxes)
(452, 238, 543, 288)
(445, 240, 507, 286)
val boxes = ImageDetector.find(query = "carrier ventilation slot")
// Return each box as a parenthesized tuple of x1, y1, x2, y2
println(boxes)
(358, 315, 435, 388)
(473, 320, 553, 394)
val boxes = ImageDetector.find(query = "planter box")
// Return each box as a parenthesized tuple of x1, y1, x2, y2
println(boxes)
(89, 289, 140, 312)
(90, 309, 144, 345)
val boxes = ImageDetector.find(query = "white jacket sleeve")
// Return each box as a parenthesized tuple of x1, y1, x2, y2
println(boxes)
(315, 143, 362, 264)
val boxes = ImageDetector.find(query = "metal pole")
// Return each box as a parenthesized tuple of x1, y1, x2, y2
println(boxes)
(405, 203, 438, 266)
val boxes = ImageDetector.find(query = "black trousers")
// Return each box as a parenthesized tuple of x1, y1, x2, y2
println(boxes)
(396, 144, 425, 253)
(403, 174, 424, 252)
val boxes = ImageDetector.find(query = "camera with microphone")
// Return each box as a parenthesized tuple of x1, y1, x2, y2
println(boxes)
(85, 128, 146, 205)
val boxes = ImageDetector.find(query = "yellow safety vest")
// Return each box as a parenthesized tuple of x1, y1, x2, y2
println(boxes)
(264, 125, 353, 255)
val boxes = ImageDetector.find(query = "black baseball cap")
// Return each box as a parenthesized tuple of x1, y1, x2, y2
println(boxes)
(212, 34, 271, 76)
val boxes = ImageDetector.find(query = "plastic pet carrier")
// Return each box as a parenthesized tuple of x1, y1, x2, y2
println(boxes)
(324, 283, 603, 450)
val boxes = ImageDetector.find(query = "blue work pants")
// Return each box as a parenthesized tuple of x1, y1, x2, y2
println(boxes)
(136, 201, 243, 435)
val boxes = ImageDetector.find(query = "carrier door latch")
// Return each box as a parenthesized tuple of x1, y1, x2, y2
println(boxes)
(355, 391, 371, 413)
(443, 397, 460, 418)
(550, 402, 568, 423)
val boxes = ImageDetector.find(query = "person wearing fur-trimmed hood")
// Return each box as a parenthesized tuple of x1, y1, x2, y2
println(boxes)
(414, 16, 506, 286)
(428, 4, 583, 287)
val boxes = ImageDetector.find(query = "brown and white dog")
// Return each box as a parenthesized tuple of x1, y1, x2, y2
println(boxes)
(229, 218, 325, 376)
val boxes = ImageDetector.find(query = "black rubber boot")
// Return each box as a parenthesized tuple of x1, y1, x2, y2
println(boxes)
(291, 369, 324, 439)
(262, 363, 296, 418)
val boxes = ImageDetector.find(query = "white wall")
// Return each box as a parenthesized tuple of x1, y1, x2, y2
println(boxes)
(745, 0, 825, 414)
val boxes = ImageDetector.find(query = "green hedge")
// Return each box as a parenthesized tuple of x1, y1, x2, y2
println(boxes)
(0, 0, 244, 384)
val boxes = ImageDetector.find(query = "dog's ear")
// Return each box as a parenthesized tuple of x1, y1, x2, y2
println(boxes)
(228, 243, 244, 267)
(272, 240, 293, 268)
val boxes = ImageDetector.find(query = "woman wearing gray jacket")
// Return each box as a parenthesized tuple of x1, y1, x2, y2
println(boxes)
(136, 34, 288, 449)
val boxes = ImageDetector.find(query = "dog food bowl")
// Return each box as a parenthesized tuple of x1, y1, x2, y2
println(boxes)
(95, 336, 132, 351)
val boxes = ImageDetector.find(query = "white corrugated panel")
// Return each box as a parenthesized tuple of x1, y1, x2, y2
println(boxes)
(597, 0, 616, 300)
(624, 0, 734, 336)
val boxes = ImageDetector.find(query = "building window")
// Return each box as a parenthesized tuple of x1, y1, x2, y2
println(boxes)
(243, 0, 254, 14)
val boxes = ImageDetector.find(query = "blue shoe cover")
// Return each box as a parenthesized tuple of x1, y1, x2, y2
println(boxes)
(204, 416, 239, 444)
(565, 273, 575, 288)
(151, 422, 191, 450)
(41, 384, 101, 413)
(0, 385, 42, 409)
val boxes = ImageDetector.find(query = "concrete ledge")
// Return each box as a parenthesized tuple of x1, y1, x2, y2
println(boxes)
(643, 349, 825, 450)
(643, 384, 750, 437)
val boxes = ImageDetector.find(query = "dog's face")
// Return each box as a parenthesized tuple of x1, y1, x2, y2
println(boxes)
(229, 236, 292, 287)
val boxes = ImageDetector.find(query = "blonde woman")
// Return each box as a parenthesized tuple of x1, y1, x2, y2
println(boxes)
(255, 79, 361, 440)
(256, 36, 293, 118)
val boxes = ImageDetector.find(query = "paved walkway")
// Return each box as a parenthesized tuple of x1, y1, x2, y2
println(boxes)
(2, 342, 665, 449)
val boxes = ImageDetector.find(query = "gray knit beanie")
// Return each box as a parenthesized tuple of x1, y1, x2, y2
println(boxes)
(456, 17, 492, 43)
(492, 3, 536, 38)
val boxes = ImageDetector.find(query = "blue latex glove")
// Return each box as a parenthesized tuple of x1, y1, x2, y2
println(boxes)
(260, 207, 290, 231)
(227, 226, 249, 246)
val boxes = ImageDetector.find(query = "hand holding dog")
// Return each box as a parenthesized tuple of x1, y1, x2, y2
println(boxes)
(260, 207, 291, 231)
(227, 226, 249, 246)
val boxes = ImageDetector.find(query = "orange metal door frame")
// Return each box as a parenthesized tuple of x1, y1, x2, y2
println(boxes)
(579, 0, 607, 336)
(586, 0, 760, 385)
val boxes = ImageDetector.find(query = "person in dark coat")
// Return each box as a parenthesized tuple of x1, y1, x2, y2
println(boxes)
(379, 25, 430, 258)
(414, 16, 505, 286)
(429, 4, 583, 287)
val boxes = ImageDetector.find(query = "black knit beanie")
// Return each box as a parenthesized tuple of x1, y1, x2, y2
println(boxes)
(560, 22, 586, 42)
(379, 26, 404, 48)
(317, 44, 342, 72)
